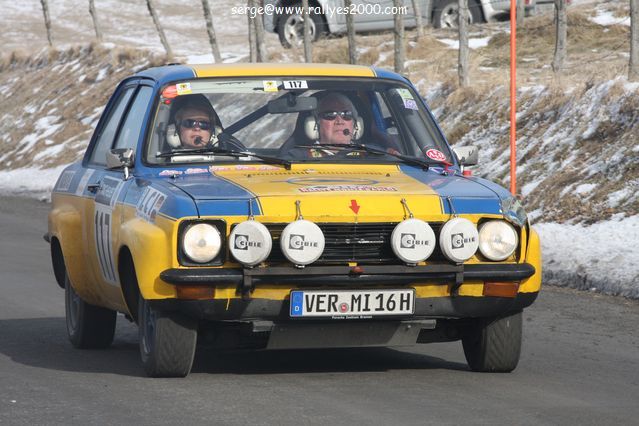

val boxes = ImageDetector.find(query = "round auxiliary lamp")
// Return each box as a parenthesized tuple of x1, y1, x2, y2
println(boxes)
(439, 217, 479, 263)
(229, 221, 273, 267)
(391, 218, 436, 264)
(280, 220, 325, 266)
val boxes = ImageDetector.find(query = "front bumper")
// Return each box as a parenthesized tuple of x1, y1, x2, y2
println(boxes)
(151, 291, 538, 322)
(155, 263, 538, 321)
(161, 263, 536, 287)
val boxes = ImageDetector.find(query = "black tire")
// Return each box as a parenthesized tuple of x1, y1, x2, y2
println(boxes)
(462, 310, 522, 372)
(138, 295, 197, 378)
(64, 273, 116, 349)
(432, 0, 483, 29)
(277, 4, 325, 48)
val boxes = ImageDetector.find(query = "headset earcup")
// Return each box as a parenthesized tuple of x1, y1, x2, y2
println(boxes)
(352, 116, 364, 141)
(304, 115, 319, 141)
(166, 124, 181, 148)
(210, 125, 223, 145)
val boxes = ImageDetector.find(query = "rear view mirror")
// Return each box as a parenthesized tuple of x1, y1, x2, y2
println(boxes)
(267, 94, 317, 114)
(453, 146, 478, 166)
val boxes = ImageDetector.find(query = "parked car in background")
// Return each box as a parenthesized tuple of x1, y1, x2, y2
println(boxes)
(263, 0, 537, 47)
(47, 62, 541, 377)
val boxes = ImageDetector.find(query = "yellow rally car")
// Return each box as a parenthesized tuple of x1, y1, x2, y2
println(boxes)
(47, 63, 541, 377)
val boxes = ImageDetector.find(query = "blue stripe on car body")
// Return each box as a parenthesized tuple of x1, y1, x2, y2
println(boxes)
(399, 165, 503, 215)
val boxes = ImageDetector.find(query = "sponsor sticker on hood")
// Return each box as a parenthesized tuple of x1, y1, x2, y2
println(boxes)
(298, 185, 397, 193)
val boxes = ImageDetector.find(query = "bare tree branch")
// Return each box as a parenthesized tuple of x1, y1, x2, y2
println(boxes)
(411, 0, 424, 39)
(458, 0, 469, 87)
(201, 0, 222, 63)
(552, 0, 567, 75)
(631, 0, 639, 81)
(146, 0, 172, 58)
(254, 2, 268, 62)
(516, 0, 525, 26)
(40, 0, 53, 47)
(247, 0, 257, 62)
(303, 0, 312, 62)
(345, 0, 357, 64)
(89, 0, 103, 42)
(394, 0, 405, 74)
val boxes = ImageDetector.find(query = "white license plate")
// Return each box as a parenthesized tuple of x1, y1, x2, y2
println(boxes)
(290, 289, 415, 318)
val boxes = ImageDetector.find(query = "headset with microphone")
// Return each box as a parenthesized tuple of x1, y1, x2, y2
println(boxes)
(165, 94, 223, 149)
(303, 93, 364, 142)
(165, 123, 223, 149)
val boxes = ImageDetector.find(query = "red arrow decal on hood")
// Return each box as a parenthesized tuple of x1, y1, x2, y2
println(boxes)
(349, 199, 360, 214)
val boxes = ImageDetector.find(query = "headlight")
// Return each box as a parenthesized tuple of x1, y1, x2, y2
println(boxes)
(439, 218, 479, 263)
(478, 220, 519, 261)
(229, 221, 272, 266)
(182, 223, 222, 264)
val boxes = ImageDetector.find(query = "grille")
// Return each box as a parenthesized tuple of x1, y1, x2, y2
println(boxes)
(266, 222, 444, 264)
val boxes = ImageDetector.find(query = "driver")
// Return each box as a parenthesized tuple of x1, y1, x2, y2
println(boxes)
(316, 92, 356, 145)
(169, 94, 219, 149)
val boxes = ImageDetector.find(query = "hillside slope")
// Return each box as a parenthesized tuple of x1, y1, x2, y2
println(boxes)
(427, 79, 638, 225)
(1, 43, 636, 225)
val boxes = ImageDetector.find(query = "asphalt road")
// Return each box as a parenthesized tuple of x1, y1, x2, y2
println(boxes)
(1, 195, 638, 425)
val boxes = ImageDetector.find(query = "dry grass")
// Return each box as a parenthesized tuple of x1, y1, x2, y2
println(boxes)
(609, 2, 631, 19)
(313, 38, 351, 64)
(0, 44, 169, 168)
(279, 8, 631, 93)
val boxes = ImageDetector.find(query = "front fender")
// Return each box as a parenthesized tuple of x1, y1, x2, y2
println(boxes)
(119, 210, 181, 300)
(519, 226, 542, 294)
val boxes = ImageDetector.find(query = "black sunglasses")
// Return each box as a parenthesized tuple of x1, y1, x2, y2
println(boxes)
(319, 110, 354, 121)
(180, 119, 212, 131)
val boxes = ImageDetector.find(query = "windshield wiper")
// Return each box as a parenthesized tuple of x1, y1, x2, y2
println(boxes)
(297, 143, 436, 169)
(156, 147, 291, 169)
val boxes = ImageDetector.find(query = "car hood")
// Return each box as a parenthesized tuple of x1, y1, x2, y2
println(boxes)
(163, 164, 503, 219)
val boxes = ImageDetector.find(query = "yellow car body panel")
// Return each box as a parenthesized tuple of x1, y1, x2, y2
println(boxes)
(49, 193, 127, 311)
(520, 226, 542, 294)
(191, 63, 376, 78)
(49, 166, 540, 309)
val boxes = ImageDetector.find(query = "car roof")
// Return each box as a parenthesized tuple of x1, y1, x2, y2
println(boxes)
(135, 63, 408, 86)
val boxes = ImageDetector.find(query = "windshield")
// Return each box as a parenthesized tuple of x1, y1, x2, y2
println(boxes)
(145, 78, 452, 166)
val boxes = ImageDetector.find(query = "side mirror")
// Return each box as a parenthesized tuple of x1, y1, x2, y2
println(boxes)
(453, 146, 478, 166)
(106, 148, 134, 180)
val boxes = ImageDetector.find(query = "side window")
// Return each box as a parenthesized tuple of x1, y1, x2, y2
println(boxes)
(114, 86, 154, 150)
(89, 86, 135, 165)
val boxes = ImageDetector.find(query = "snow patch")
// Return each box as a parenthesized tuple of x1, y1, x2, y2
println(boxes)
(0, 165, 69, 200)
(607, 188, 631, 207)
(574, 183, 596, 195)
(589, 10, 630, 27)
(436, 37, 491, 50)
(537, 216, 639, 298)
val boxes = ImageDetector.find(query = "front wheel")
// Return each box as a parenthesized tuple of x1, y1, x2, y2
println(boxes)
(64, 273, 116, 349)
(277, 5, 325, 48)
(432, 0, 483, 29)
(461, 310, 522, 372)
(138, 295, 197, 377)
